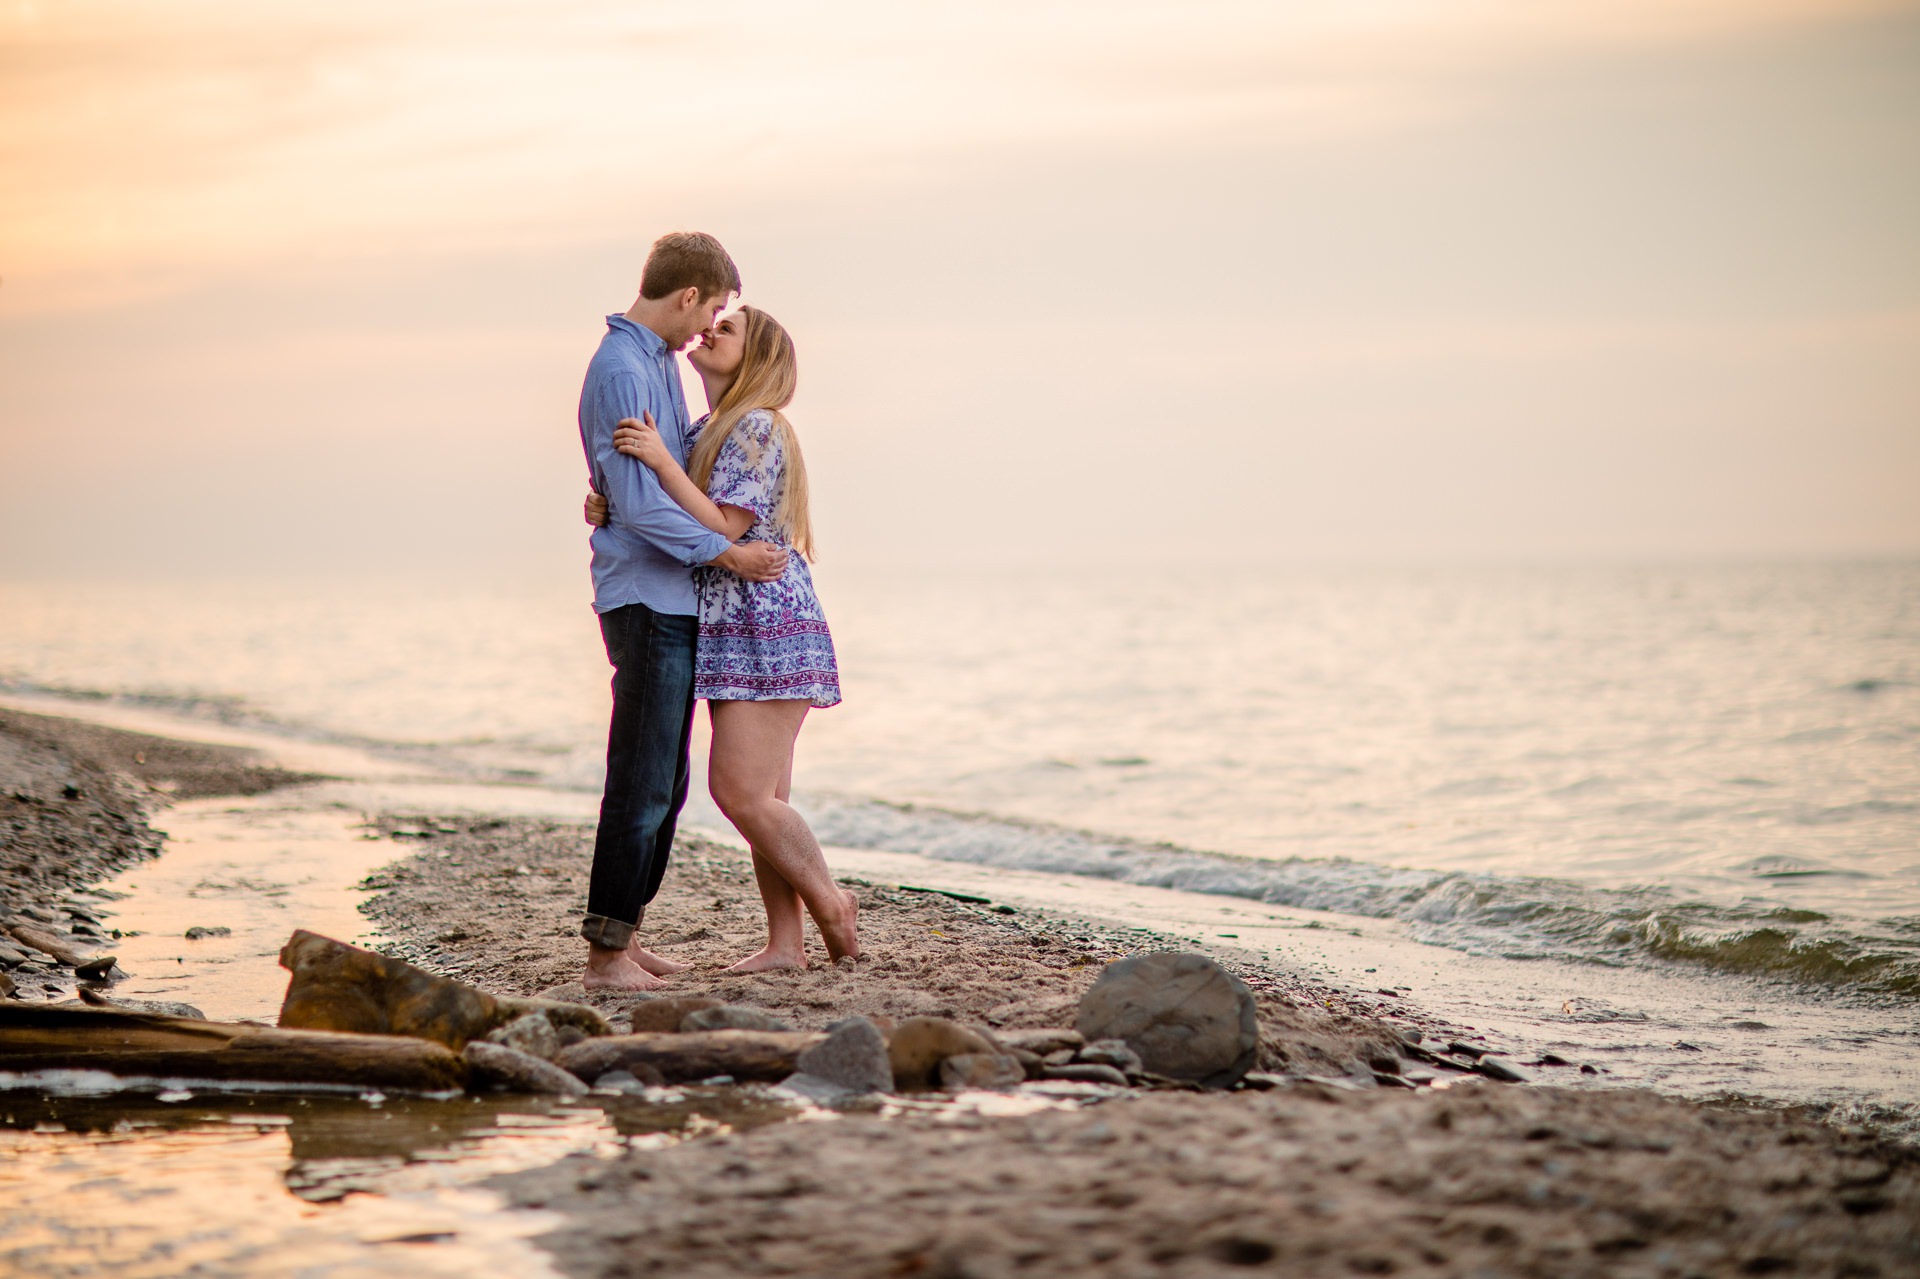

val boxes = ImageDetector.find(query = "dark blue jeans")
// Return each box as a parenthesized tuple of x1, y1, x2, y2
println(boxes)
(582, 602, 698, 950)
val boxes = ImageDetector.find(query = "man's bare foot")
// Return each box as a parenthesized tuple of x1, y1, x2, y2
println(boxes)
(625, 943, 693, 977)
(818, 888, 861, 962)
(724, 946, 808, 974)
(582, 952, 670, 992)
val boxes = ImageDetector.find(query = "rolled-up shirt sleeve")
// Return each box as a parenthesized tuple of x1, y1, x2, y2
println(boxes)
(590, 372, 732, 568)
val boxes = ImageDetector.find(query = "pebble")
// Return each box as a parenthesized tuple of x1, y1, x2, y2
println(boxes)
(464, 1041, 589, 1096)
(184, 926, 232, 940)
(1040, 1063, 1129, 1087)
(591, 1070, 656, 1095)
(992, 1028, 1085, 1057)
(889, 1017, 999, 1091)
(1475, 1056, 1533, 1084)
(1076, 1038, 1144, 1075)
(486, 1011, 562, 1062)
(791, 1016, 892, 1094)
(681, 1005, 794, 1033)
(939, 1052, 1026, 1090)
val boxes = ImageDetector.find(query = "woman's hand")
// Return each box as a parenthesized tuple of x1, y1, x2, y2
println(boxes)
(613, 411, 673, 470)
(583, 490, 608, 528)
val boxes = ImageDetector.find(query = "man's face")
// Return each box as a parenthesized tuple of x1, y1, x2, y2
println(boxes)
(671, 289, 732, 351)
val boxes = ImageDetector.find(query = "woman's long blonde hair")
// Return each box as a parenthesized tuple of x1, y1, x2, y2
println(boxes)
(686, 305, 814, 559)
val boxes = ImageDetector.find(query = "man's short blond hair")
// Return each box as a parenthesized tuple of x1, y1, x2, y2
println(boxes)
(639, 231, 741, 302)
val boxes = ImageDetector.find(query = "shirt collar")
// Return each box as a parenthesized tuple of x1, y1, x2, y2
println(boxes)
(606, 313, 669, 358)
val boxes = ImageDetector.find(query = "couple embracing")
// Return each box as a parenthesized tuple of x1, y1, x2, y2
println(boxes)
(574, 231, 855, 991)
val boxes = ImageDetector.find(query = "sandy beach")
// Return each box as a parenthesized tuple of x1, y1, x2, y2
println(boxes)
(6, 707, 1914, 1277)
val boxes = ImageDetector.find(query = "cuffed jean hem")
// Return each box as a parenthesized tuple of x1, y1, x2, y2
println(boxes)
(581, 909, 642, 950)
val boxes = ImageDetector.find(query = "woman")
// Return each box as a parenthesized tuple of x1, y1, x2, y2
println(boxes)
(587, 306, 857, 971)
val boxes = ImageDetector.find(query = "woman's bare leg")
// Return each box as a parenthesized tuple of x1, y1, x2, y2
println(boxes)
(709, 699, 860, 965)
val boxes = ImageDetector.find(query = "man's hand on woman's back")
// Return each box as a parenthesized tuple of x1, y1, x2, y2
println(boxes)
(585, 489, 785, 581)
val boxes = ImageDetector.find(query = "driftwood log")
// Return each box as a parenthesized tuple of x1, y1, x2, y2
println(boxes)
(558, 1030, 825, 1084)
(0, 1003, 466, 1092)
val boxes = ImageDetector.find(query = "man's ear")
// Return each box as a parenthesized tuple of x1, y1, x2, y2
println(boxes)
(679, 286, 701, 312)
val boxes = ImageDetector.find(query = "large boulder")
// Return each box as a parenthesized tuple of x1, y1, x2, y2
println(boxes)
(276, 931, 609, 1050)
(1074, 952, 1257, 1089)
(278, 931, 499, 1049)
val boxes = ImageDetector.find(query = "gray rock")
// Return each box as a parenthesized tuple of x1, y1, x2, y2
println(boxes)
(1076, 1038, 1144, 1075)
(0, 942, 28, 967)
(939, 1052, 1026, 1090)
(992, 1028, 1085, 1056)
(184, 926, 232, 940)
(1040, 1063, 1130, 1087)
(792, 1015, 891, 1094)
(680, 1005, 794, 1033)
(464, 1041, 590, 1096)
(486, 1011, 561, 1061)
(1074, 952, 1258, 1089)
(778, 1072, 856, 1104)
(1042, 1048, 1076, 1067)
(1006, 1048, 1044, 1080)
(591, 1069, 660, 1095)
(535, 982, 590, 1004)
(623, 995, 724, 1033)
(1475, 1055, 1533, 1083)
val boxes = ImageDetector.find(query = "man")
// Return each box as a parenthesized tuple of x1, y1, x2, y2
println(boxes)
(576, 231, 787, 991)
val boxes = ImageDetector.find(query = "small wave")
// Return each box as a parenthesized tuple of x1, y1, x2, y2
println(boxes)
(803, 797, 1920, 1000)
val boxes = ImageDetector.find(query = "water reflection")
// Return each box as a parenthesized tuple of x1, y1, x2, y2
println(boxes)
(0, 1083, 793, 1276)
(0, 1078, 1089, 1277)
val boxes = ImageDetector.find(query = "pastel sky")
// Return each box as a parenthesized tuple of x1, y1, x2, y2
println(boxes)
(2, 0, 1915, 577)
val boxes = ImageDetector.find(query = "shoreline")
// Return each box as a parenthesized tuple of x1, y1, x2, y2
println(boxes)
(5, 707, 1919, 1277)
(0, 707, 320, 1002)
(358, 811, 1919, 1278)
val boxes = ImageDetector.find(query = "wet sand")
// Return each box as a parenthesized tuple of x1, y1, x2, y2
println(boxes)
(6, 709, 1918, 1278)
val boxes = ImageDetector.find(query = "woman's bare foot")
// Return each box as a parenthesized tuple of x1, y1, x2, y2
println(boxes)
(817, 888, 861, 962)
(724, 945, 808, 974)
(625, 943, 693, 976)
(582, 950, 670, 991)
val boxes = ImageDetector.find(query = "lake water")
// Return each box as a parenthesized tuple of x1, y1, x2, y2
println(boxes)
(2, 560, 1915, 999)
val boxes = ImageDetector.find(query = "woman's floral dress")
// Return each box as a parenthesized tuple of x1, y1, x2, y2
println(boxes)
(692, 408, 841, 708)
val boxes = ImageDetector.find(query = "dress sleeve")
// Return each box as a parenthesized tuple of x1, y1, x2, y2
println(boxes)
(707, 412, 785, 521)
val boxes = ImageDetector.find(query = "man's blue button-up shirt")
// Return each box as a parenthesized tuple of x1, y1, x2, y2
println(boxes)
(578, 315, 732, 616)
